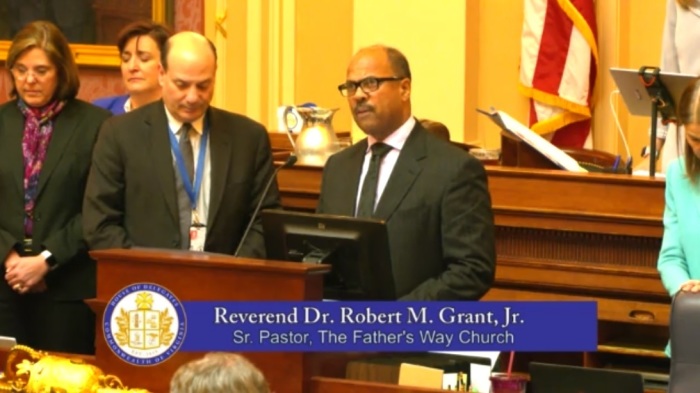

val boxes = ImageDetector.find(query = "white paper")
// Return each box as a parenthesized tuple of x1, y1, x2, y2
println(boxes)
(478, 108, 588, 173)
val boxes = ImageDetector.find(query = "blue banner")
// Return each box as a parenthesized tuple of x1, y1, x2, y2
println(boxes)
(177, 301, 597, 352)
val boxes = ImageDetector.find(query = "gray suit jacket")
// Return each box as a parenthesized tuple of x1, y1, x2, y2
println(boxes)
(317, 123, 496, 300)
(83, 101, 281, 257)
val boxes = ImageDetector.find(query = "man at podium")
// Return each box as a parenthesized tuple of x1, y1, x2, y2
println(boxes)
(83, 32, 280, 258)
(318, 45, 496, 301)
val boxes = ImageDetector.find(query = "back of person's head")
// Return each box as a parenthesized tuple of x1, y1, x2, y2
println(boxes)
(170, 353, 270, 393)
(6, 20, 79, 101)
(419, 119, 451, 141)
(677, 77, 700, 181)
(117, 20, 173, 55)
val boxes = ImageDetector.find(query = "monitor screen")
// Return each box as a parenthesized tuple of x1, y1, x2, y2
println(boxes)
(261, 209, 396, 300)
(529, 362, 645, 393)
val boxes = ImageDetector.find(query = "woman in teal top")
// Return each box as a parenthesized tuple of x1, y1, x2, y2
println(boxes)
(658, 76, 700, 355)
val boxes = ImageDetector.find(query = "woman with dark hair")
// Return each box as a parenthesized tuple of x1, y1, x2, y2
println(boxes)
(658, 77, 700, 356)
(0, 20, 111, 354)
(93, 20, 173, 114)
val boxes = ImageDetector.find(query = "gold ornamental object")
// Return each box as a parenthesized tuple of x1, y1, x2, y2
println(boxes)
(0, 345, 150, 393)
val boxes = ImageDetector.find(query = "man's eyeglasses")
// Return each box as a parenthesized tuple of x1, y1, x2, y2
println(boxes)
(11, 66, 54, 82)
(337, 76, 405, 97)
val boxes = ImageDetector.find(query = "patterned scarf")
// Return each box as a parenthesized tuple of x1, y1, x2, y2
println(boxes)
(19, 99, 66, 236)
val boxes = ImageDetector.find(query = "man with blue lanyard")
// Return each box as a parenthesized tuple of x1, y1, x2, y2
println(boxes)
(83, 32, 281, 257)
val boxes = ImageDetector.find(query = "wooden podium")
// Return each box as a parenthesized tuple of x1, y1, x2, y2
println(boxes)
(2, 249, 452, 393)
(89, 248, 333, 393)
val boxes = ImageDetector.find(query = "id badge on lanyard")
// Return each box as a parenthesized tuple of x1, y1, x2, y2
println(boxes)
(189, 224, 206, 251)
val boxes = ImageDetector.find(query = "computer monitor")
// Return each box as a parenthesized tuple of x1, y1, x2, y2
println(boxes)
(260, 209, 396, 300)
(529, 362, 645, 393)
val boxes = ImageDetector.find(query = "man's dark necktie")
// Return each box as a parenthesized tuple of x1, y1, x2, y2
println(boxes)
(178, 123, 195, 185)
(176, 123, 194, 249)
(356, 142, 392, 218)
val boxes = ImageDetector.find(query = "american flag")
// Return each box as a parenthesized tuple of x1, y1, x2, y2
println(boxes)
(519, 0, 598, 148)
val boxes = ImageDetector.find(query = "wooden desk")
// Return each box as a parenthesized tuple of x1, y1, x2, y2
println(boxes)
(269, 131, 352, 152)
(276, 162, 670, 378)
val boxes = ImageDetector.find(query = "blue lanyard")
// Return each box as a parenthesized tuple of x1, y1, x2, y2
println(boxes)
(167, 123, 209, 209)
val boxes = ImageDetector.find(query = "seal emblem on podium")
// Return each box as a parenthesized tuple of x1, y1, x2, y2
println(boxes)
(104, 283, 187, 366)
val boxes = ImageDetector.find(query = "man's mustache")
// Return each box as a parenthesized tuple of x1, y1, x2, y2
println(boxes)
(354, 104, 373, 114)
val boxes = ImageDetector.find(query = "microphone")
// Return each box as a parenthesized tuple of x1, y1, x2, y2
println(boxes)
(234, 154, 298, 257)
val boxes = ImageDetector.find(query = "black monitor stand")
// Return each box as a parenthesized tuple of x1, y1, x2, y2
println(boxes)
(638, 66, 678, 178)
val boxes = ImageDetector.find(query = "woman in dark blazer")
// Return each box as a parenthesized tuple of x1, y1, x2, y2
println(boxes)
(0, 21, 111, 354)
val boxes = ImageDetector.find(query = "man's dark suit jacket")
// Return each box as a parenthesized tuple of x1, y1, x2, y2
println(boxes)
(0, 99, 111, 301)
(317, 123, 496, 300)
(82, 101, 281, 257)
